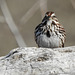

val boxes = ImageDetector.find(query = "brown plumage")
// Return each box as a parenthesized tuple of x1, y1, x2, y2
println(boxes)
(34, 11, 66, 48)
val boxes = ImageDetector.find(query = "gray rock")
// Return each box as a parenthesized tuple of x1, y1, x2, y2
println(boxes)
(0, 46, 75, 75)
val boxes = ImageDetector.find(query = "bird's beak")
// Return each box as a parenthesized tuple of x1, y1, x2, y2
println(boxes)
(42, 16, 50, 22)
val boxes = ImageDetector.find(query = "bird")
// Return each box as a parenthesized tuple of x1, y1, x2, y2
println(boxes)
(34, 11, 66, 48)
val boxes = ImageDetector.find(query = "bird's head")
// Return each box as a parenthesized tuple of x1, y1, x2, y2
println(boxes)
(42, 11, 56, 22)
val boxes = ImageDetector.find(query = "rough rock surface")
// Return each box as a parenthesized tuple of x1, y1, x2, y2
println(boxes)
(0, 46, 75, 75)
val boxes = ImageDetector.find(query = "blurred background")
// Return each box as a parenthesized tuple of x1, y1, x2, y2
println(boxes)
(0, 0, 75, 56)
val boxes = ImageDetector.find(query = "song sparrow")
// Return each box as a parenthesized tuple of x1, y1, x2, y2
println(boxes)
(34, 11, 66, 48)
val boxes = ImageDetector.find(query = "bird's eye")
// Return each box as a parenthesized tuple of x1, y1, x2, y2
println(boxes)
(48, 13, 51, 16)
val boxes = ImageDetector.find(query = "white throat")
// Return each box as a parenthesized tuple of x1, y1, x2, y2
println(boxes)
(47, 19, 52, 26)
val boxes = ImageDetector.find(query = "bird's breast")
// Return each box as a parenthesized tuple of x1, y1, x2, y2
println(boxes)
(36, 34, 61, 48)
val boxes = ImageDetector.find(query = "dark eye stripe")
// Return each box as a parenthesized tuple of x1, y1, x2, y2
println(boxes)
(53, 16, 56, 18)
